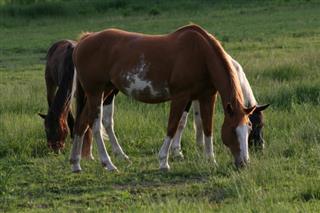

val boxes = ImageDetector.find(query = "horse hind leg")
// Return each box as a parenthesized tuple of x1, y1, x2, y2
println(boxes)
(68, 110, 96, 160)
(81, 128, 94, 160)
(193, 100, 205, 149)
(102, 93, 129, 161)
(159, 98, 190, 171)
(171, 101, 192, 159)
(89, 92, 118, 171)
(69, 102, 90, 172)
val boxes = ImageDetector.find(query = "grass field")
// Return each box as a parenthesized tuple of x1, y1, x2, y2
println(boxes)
(1, 0, 320, 212)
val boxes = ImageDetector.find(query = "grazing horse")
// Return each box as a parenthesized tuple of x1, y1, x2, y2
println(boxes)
(38, 40, 78, 152)
(70, 24, 255, 172)
(80, 57, 269, 160)
(39, 40, 128, 160)
(171, 57, 269, 158)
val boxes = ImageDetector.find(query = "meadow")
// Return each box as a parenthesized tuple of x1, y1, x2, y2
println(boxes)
(0, 0, 320, 212)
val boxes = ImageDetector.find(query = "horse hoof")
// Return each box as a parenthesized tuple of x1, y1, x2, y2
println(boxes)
(172, 149, 184, 160)
(71, 162, 82, 173)
(71, 166, 82, 173)
(115, 153, 130, 162)
(82, 155, 95, 161)
(105, 167, 119, 173)
(173, 153, 184, 160)
(102, 162, 118, 172)
(159, 166, 170, 172)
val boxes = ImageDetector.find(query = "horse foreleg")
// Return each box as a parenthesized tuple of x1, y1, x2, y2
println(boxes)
(171, 101, 192, 159)
(69, 103, 89, 172)
(102, 95, 129, 161)
(159, 98, 190, 171)
(199, 92, 217, 163)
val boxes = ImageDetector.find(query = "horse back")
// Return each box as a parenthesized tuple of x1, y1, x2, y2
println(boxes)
(73, 27, 214, 102)
(45, 40, 77, 86)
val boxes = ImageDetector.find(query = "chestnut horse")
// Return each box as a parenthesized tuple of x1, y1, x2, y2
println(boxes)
(40, 41, 267, 160)
(171, 56, 269, 158)
(79, 56, 269, 160)
(78, 56, 269, 160)
(70, 24, 255, 172)
(39, 40, 128, 160)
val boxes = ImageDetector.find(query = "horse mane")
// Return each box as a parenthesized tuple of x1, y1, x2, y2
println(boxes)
(47, 42, 75, 119)
(77, 32, 93, 41)
(176, 24, 244, 110)
(206, 32, 245, 108)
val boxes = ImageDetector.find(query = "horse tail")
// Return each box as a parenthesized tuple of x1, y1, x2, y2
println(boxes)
(46, 40, 65, 60)
(75, 75, 86, 122)
(64, 42, 77, 109)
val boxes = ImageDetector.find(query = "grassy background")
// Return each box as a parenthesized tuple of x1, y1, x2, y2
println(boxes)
(0, 0, 320, 212)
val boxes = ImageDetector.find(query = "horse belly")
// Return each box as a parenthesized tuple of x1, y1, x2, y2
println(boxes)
(117, 76, 170, 103)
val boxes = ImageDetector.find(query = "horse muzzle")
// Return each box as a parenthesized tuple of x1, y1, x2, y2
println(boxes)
(48, 141, 65, 153)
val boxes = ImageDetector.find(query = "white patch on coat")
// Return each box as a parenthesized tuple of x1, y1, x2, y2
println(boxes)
(123, 55, 169, 98)
(126, 74, 160, 96)
(235, 124, 250, 163)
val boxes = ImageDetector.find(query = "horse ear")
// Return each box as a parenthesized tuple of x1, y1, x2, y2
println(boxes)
(38, 113, 47, 119)
(244, 106, 256, 115)
(255, 104, 270, 112)
(226, 103, 234, 116)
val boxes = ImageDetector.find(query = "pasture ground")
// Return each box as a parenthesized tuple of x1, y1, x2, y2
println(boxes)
(0, 0, 320, 212)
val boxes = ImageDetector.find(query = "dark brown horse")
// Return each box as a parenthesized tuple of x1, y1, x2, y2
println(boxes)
(38, 40, 79, 152)
(70, 24, 255, 172)
(39, 40, 128, 160)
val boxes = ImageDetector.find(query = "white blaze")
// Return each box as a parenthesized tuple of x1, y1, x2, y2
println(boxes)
(235, 124, 250, 163)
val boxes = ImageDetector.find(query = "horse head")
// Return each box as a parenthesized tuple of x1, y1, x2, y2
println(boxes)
(39, 112, 69, 153)
(221, 104, 256, 168)
(248, 104, 270, 150)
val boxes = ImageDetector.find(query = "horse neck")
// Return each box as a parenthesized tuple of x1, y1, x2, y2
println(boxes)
(213, 67, 243, 114)
(204, 38, 244, 115)
(48, 54, 75, 122)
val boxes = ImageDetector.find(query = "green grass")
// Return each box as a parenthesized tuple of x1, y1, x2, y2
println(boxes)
(1, 0, 320, 212)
